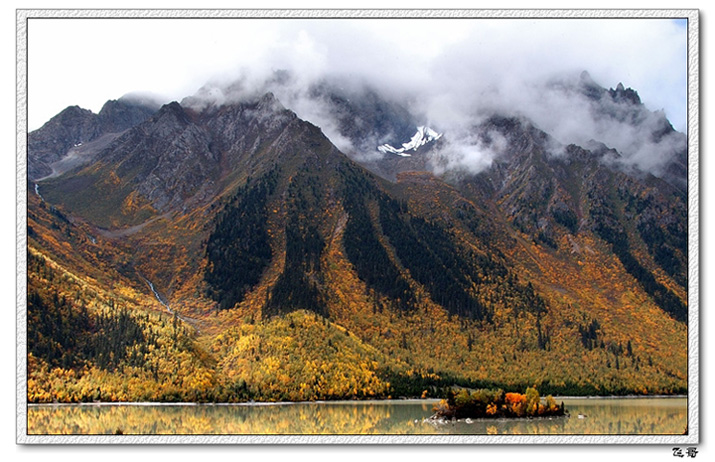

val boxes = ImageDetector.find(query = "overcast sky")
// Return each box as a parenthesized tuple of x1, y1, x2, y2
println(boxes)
(26, 15, 688, 132)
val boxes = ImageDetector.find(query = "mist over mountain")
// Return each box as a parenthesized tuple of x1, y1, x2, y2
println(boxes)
(174, 67, 686, 190)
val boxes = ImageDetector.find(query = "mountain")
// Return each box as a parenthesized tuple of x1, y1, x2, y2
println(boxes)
(28, 96, 160, 181)
(456, 115, 687, 322)
(553, 71, 688, 192)
(292, 79, 445, 180)
(26, 76, 688, 403)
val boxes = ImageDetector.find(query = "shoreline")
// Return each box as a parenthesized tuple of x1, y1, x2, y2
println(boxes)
(27, 395, 688, 408)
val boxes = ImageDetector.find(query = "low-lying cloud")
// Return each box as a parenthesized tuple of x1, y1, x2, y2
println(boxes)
(32, 17, 688, 179)
(429, 129, 507, 176)
(180, 18, 685, 178)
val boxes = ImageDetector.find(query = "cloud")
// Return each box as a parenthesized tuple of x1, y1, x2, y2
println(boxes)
(429, 129, 506, 176)
(29, 16, 687, 177)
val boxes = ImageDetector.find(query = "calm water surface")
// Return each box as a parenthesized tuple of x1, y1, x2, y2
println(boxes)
(27, 397, 687, 435)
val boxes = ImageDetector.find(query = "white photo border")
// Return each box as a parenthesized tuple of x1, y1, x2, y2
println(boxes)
(16, 8, 700, 445)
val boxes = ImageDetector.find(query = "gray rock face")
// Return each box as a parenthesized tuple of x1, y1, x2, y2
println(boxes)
(101, 101, 219, 211)
(41, 93, 330, 221)
(28, 106, 102, 180)
(580, 73, 686, 183)
(28, 98, 159, 181)
(97, 98, 159, 134)
(201, 92, 298, 173)
(455, 114, 687, 299)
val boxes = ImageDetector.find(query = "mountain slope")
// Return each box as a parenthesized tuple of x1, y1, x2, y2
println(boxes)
(453, 115, 687, 321)
(26, 84, 689, 402)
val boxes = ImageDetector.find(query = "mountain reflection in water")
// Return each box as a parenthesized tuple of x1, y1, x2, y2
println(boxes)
(27, 397, 686, 435)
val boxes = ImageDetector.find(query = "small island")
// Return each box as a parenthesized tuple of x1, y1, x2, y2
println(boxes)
(431, 387, 566, 420)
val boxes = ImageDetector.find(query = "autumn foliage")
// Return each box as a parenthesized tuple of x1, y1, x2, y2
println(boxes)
(433, 387, 565, 419)
(25, 145, 688, 404)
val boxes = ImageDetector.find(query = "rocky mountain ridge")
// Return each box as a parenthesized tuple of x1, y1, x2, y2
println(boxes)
(28, 96, 159, 181)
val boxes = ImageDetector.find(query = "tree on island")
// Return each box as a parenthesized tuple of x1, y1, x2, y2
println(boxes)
(432, 386, 565, 419)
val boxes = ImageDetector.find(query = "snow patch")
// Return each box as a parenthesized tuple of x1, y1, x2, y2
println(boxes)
(378, 126, 442, 156)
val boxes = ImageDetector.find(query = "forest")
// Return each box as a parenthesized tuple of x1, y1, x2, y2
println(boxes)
(25, 142, 688, 404)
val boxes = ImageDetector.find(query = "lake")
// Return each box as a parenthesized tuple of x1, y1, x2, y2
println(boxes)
(26, 397, 687, 435)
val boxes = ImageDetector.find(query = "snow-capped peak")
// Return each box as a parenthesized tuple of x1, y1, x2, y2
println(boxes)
(377, 126, 442, 157)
